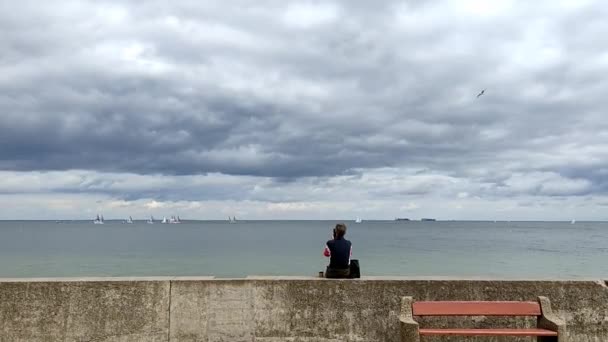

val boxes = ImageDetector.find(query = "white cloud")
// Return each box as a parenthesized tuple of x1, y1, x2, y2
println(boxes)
(500, 172, 592, 196)
(282, 2, 339, 29)
(455, 0, 515, 17)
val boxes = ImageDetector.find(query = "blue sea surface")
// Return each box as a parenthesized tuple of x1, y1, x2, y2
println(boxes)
(0, 220, 606, 278)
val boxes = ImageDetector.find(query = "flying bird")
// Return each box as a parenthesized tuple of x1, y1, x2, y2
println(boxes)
(476, 89, 486, 98)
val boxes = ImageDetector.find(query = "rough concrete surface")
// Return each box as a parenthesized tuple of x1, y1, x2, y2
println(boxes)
(1, 277, 607, 341)
(0, 280, 169, 342)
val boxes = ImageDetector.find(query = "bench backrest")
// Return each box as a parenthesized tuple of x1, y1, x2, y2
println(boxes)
(412, 301, 541, 316)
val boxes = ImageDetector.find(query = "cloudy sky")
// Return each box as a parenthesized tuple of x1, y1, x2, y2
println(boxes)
(1, 0, 607, 220)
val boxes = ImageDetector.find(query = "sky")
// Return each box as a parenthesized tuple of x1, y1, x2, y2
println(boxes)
(1, 0, 608, 220)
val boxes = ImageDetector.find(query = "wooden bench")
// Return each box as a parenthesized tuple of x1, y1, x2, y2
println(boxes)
(399, 296, 566, 341)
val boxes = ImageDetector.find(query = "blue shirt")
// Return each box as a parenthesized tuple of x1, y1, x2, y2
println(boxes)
(325, 237, 352, 269)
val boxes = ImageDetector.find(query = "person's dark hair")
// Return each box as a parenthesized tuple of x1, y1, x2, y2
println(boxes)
(334, 223, 347, 238)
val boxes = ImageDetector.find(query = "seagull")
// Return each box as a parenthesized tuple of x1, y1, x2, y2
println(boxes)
(476, 89, 486, 98)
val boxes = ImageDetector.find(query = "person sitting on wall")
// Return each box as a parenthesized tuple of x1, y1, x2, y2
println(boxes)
(323, 223, 352, 278)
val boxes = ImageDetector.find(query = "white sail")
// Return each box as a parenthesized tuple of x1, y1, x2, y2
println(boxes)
(147, 216, 154, 224)
(571, 219, 576, 224)
(93, 214, 104, 224)
(355, 217, 362, 223)
(161, 216, 168, 224)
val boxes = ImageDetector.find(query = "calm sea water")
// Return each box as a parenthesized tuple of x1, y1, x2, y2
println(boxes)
(0, 220, 606, 278)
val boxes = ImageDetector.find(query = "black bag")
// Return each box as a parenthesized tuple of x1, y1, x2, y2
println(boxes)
(349, 259, 360, 278)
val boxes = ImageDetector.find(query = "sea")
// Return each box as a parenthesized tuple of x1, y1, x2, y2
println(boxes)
(0, 220, 606, 278)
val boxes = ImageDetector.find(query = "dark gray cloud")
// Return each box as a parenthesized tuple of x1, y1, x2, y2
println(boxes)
(1, 0, 608, 208)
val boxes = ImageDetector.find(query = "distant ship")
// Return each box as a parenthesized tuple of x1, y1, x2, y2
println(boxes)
(421, 218, 436, 222)
(394, 218, 410, 221)
(147, 216, 154, 224)
(161, 216, 168, 224)
(229, 216, 237, 224)
(126, 216, 134, 224)
(93, 214, 104, 224)
(169, 216, 181, 224)
(355, 217, 362, 223)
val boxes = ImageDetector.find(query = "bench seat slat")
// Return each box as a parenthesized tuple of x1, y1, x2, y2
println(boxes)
(413, 301, 541, 316)
(419, 328, 558, 336)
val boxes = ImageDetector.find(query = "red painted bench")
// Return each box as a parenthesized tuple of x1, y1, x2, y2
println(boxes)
(399, 296, 566, 341)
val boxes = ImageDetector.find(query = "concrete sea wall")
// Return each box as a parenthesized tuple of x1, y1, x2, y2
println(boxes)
(1, 277, 607, 341)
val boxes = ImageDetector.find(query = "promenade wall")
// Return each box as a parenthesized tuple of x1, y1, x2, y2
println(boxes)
(1, 277, 607, 341)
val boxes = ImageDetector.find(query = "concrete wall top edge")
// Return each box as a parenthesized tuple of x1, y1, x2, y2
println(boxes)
(0, 276, 216, 282)
(0, 276, 605, 283)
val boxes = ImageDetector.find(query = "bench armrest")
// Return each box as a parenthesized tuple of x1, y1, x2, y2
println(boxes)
(399, 296, 420, 342)
(537, 296, 567, 342)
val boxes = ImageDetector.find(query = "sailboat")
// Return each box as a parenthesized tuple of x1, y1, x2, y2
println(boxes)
(126, 216, 134, 224)
(229, 216, 237, 223)
(161, 216, 168, 224)
(147, 216, 154, 224)
(571, 219, 576, 224)
(93, 214, 104, 224)
(355, 217, 362, 223)
(169, 216, 181, 224)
